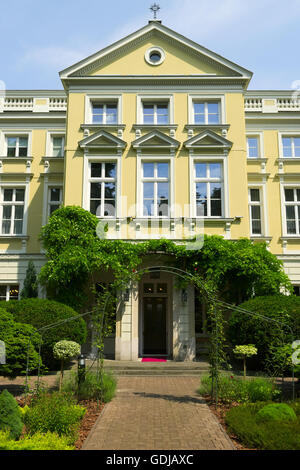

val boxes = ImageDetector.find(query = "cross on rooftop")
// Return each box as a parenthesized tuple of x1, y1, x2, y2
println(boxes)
(150, 3, 161, 20)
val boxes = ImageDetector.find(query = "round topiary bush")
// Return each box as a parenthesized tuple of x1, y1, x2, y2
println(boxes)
(0, 308, 41, 378)
(256, 403, 297, 423)
(0, 389, 23, 440)
(0, 299, 87, 370)
(227, 295, 300, 372)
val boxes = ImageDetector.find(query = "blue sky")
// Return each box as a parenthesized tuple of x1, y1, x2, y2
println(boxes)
(1, 0, 300, 91)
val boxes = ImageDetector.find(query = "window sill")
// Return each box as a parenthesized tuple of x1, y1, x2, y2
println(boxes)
(278, 158, 300, 162)
(42, 156, 64, 160)
(81, 124, 125, 130)
(0, 156, 33, 161)
(0, 235, 29, 239)
(280, 236, 300, 241)
(247, 157, 268, 163)
(185, 124, 230, 131)
(133, 124, 178, 130)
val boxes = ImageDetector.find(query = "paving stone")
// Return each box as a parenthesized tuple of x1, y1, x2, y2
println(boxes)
(82, 376, 235, 450)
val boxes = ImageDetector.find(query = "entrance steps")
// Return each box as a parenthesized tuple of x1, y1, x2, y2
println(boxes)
(86, 359, 210, 376)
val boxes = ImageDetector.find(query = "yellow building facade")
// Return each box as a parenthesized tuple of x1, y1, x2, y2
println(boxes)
(0, 21, 300, 360)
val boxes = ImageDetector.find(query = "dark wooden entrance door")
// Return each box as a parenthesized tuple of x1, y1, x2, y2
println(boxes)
(143, 297, 167, 355)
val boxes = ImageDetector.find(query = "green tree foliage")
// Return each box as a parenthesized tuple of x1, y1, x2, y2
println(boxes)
(228, 295, 300, 373)
(0, 299, 87, 370)
(257, 403, 297, 423)
(0, 390, 23, 439)
(53, 340, 81, 391)
(38, 206, 292, 309)
(20, 260, 38, 299)
(0, 308, 41, 378)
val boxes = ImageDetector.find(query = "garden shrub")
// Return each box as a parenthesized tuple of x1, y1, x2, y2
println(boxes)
(24, 391, 86, 441)
(198, 374, 279, 404)
(0, 308, 41, 378)
(0, 299, 87, 369)
(256, 403, 297, 423)
(228, 295, 300, 373)
(225, 402, 300, 450)
(0, 390, 23, 440)
(62, 370, 117, 402)
(0, 430, 74, 450)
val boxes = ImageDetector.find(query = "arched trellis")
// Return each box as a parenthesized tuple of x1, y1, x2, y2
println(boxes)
(25, 265, 296, 404)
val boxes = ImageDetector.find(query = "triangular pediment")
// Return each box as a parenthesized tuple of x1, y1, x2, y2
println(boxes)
(60, 22, 252, 83)
(79, 130, 126, 149)
(132, 130, 180, 149)
(184, 130, 233, 149)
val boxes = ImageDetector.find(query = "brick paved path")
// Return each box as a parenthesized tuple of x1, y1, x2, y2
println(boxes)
(82, 376, 235, 450)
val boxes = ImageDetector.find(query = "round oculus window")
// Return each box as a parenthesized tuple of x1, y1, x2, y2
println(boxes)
(145, 47, 165, 66)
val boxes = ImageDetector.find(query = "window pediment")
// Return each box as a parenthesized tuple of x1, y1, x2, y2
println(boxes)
(184, 130, 232, 150)
(132, 130, 179, 150)
(79, 130, 126, 149)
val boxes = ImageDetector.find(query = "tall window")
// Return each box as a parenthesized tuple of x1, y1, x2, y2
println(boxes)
(0, 188, 25, 234)
(52, 136, 64, 157)
(284, 188, 300, 234)
(193, 102, 220, 124)
(247, 137, 260, 158)
(6, 136, 28, 157)
(48, 188, 62, 217)
(142, 162, 169, 217)
(249, 188, 262, 235)
(0, 284, 19, 301)
(143, 103, 169, 124)
(89, 162, 116, 217)
(194, 162, 222, 217)
(92, 103, 118, 124)
(282, 137, 300, 158)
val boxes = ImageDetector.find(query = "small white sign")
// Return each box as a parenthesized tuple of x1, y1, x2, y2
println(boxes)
(0, 341, 5, 365)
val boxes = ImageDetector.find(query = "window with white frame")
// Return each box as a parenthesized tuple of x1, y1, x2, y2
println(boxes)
(249, 188, 262, 235)
(282, 136, 300, 158)
(142, 102, 169, 125)
(284, 188, 300, 234)
(0, 188, 25, 234)
(89, 162, 116, 217)
(6, 136, 28, 157)
(247, 136, 260, 158)
(142, 162, 169, 217)
(92, 102, 118, 124)
(48, 187, 62, 217)
(194, 162, 223, 217)
(193, 101, 220, 125)
(0, 284, 19, 301)
(51, 136, 64, 157)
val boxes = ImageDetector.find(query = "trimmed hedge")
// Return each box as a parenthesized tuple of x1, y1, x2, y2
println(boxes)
(0, 308, 41, 378)
(257, 403, 296, 423)
(225, 401, 300, 450)
(228, 295, 300, 372)
(0, 299, 87, 369)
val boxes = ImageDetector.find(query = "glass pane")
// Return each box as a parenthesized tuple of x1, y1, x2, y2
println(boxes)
(2, 206, 12, 219)
(9, 285, 19, 300)
(194, 114, 205, 124)
(13, 220, 23, 234)
(196, 183, 207, 199)
(247, 138, 259, 158)
(251, 205, 261, 219)
(283, 137, 292, 157)
(49, 204, 60, 215)
(196, 200, 207, 217)
(286, 205, 295, 220)
(143, 182, 154, 198)
(209, 163, 221, 178)
(14, 205, 24, 219)
(7, 137, 17, 147)
(19, 137, 28, 147)
(157, 104, 168, 124)
(194, 102, 205, 124)
(297, 189, 300, 202)
(90, 200, 101, 216)
(15, 189, 25, 202)
(92, 104, 104, 123)
(3, 189, 13, 202)
(157, 163, 169, 178)
(143, 163, 154, 178)
(210, 183, 221, 199)
(157, 182, 169, 200)
(158, 200, 169, 217)
(250, 188, 260, 202)
(104, 199, 115, 217)
(143, 199, 154, 216)
(143, 283, 154, 294)
(195, 163, 206, 178)
(207, 102, 219, 124)
(106, 105, 117, 124)
(2, 220, 11, 234)
(50, 188, 60, 202)
(91, 163, 102, 178)
(7, 147, 16, 157)
(287, 220, 296, 234)
(157, 283, 167, 293)
(104, 183, 115, 199)
(90, 183, 101, 199)
(18, 146, 28, 157)
(285, 189, 294, 202)
(0, 285, 6, 299)
(105, 163, 116, 178)
(252, 220, 262, 235)
(143, 104, 154, 124)
(211, 200, 222, 216)
(294, 138, 300, 157)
